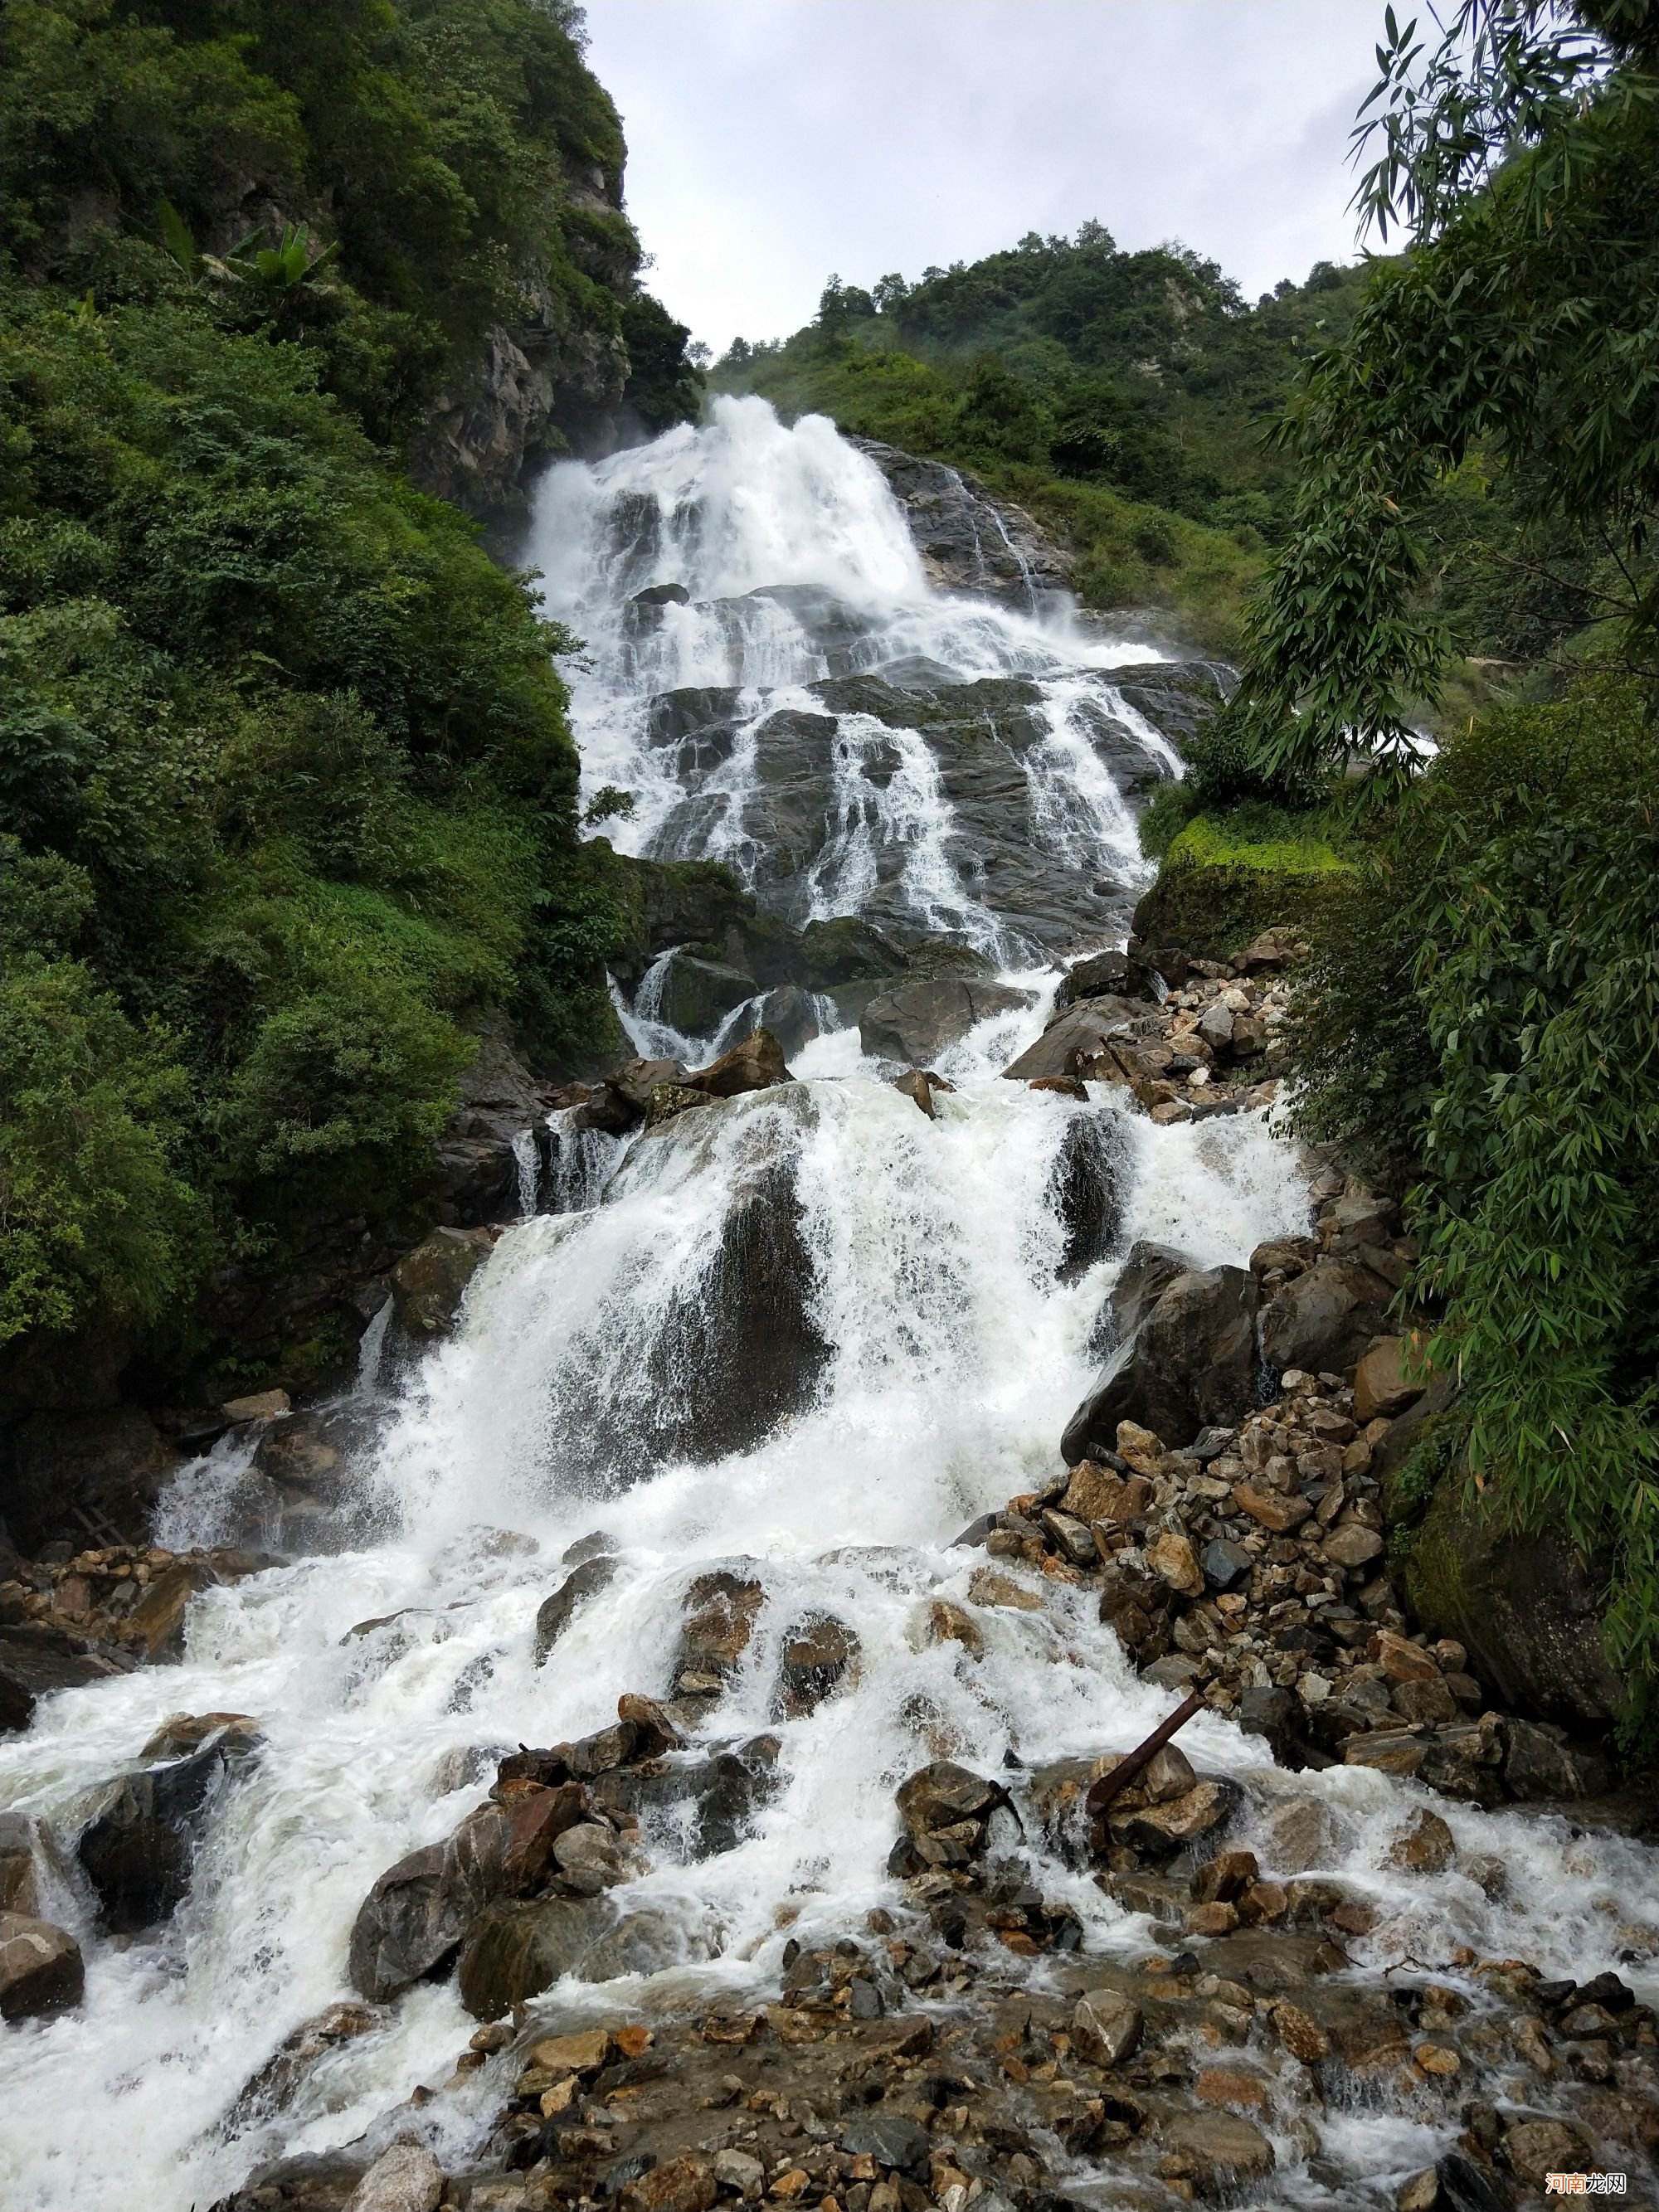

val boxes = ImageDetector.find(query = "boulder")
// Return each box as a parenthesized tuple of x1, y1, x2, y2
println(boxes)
(608, 1057, 690, 1113)
(348, 1803, 508, 2000)
(1403, 1480, 1624, 1727)
(78, 1739, 243, 1932)
(456, 1895, 681, 2019)
(0, 1912, 83, 2021)
(1072, 1988, 1141, 2068)
(1258, 1257, 1394, 1379)
(388, 1227, 494, 1337)
(1000, 995, 1146, 1084)
(774, 1615, 858, 1717)
(1160, 2109, 1275, 2193)
(651, 952, 756, 1039)
(1057, 949, 1162, 1008)
(0, 1624, 125, 1735)
(590, 1740, 781, 1858)
(342, 2142, 444, 2212)
(533, 1555, 620, 1665)
(1063, 1251, 1258, 1460)
(721, 984, 825, 1059)
(684, 1027, 791, 1099)
(0, 1812, 40, 1916)
(894, 1761, 1006, 1865)
(1352, 1334, 1425, 1422)
(860, 980, 1033, 1067)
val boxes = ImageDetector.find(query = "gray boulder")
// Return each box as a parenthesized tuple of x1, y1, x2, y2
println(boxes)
(1000, 995, 1147, 1083)
(1044, 1113, 1131, 1282)
(0, 1625, 125, 1736)
(1258, 1257, 1394, 1378)
(388, 1227, 494, 1338)
(859, 979, 1033, 1066)
(456, 1895, 683, 2020)
(651, 951, 756, 1038)
(78, 1738, 249, 1932)
(1063, 1242, 1258, 1460)
(348, 1802, 507, 2001)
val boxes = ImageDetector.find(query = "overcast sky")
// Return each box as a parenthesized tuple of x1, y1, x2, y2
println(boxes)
(582, 0, 1389, 357)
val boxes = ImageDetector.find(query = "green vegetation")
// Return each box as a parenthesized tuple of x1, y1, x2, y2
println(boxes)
(0, 1, 702, 1392)
(714, 232, 1376, 654)
(1223, 2, 1659, 1733)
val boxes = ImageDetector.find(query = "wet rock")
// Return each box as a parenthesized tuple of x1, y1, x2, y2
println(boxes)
(0, 1911, 83, 2020)
(860, 979, 1033, 1066)
(895, 1761, 1006, 1864)
(0, 1625, 125, 1734)
(926, 1599, 985, 1658)
(620, 2157, 715, 2212)
(389, 1228, 495, 1337)
(229, 2001, 383, 2127)
(838, 2112, 932, 2174)
(0, 1812, 40, 1916)
(1063, 1252, 1258, 1456)
(1044, 1112, 1130, 1283)
(1500, 2117, 1593, 2190)
(1159, 2108, 1274, 2194)
(342, 2142, 443, 2212)
(124, 1557, 222, 1660)
(1057, 949, 1162, 1007)
(456, 1896, 680, 2018)
(684, 1027, 791, 1100)
(628, 1152, 831, 1466)
(222, 1389, 291, 1422)
(1388, 1809, 1456, 1874)
(534, 1556, 620, 1665)
(78, 1738, 244, 1932)
(675, 1569, 766, 1692)
(652, 953, 756, 1038)
(1071, 1988, 1141, 2067)
(1433, 2153, 1513, 2212)
(141, 1710, 263, 1762)
(348, 1802, 508, 1999)
(609, 1058, 690, 1115)
(890, 1068, 941, 1118)
(590, 1739, 779, 1857)
(774, 1614, 858, 1717)
(1000, 994, 1147, 1083)
(1109, 1777, 1237, 1855)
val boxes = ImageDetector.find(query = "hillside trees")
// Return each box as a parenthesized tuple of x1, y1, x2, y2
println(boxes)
(0, 2, 700, 1393)
(1235, 1, 1659, 1725)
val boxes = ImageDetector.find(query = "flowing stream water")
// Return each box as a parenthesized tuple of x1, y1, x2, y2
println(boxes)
(3, 401, 1657, 2211)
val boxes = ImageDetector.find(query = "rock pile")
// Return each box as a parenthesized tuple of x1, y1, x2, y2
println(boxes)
(977, 1377, 1612, 1811)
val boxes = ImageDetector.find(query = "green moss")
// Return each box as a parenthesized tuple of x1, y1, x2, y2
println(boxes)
(1165, 813, 1350, 875)
(1131, 803, 1351, 961)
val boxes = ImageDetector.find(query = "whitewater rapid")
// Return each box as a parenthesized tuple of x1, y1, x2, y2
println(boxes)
(5, 402, 1658, 2212)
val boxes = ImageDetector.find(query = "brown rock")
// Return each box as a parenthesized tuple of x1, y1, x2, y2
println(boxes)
(0, 1912, 84, 2021)
(686, 1029, 791, 1099)
(620, 2159, 718, 2212)
(1387, 1809, 1456, 1874)
(343, 2142, 443, 2212)
(1186, 1900, 1238, 1937)
(927, 1601, 984, 1659)
(1501, 2118, 1594, 2189)
(967, 1567, 1045, 1612)
(1269, 2001, 1329, 2062)
(1147, 1529, 1204, 1597)
(1190, 1849, 1259, 1903)
(1194, 2066, 1268, 2108)
(1071, 1988, 1141, 2068)
(1352, 1336, 1425, 1423)
(528, 2027, 611, 2074)
(1342, 1733, 1425, 1778)
(1391, 1675, 1458, 1726)
(1371, 1630, 1441, 1684)
(1321, 1523, 1384, 1569)
(1116, 1421, 1167, 1476)
(1232, 1484, 1311, 1534)
(1160, 2109, 1275, 2188)
(221, 1389, 291, 1423)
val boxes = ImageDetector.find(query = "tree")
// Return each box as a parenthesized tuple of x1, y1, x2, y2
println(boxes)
(1227, 0, 1659, 793)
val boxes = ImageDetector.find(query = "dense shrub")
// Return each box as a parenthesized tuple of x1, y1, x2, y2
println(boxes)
(1286, 680, 1659, 1723)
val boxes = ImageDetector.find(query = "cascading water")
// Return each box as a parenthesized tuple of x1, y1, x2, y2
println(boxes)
(526, 395, 1189, 960)
(4, 402, 1657, 2212)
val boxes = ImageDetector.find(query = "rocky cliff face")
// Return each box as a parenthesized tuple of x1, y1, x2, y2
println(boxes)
(849, 437, 1073, 609)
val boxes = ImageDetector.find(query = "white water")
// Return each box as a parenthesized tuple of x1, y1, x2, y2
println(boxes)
(6, 407, 1658, 2212)
(526, 395, 1179, 954)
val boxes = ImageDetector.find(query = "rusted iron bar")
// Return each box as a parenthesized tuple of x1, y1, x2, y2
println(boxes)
(1084, 1689, 1207, 1817)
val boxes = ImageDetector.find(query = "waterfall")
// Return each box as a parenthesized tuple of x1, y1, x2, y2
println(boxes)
(5, 402, 1657, 2212)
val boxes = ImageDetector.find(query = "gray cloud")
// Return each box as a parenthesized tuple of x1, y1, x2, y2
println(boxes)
(582, 0, 1389, 353)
